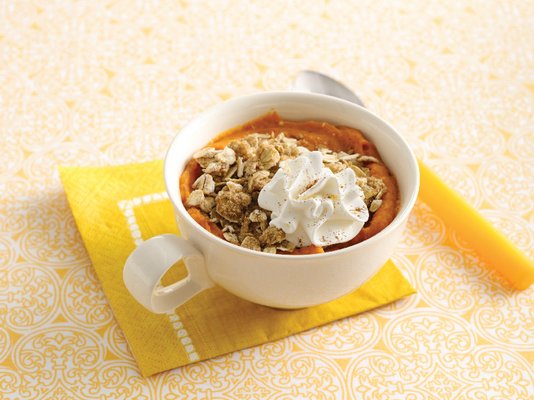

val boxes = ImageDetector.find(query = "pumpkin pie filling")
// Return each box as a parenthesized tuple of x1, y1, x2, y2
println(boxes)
(180, 112, 399, 254)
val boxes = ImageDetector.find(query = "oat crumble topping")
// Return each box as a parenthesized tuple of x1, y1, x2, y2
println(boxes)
(186, 132, 387, 252)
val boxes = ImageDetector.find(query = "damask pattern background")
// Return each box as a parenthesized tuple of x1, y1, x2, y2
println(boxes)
(0, 0, 533, 398)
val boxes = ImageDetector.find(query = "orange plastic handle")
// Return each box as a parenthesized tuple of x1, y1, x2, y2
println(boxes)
(418, 160, 534, 290)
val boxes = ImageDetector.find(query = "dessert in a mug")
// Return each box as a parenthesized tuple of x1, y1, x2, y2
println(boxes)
(180, 112, 399, 254)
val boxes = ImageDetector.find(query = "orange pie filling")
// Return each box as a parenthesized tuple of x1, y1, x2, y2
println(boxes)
(180, 112, 399, 255)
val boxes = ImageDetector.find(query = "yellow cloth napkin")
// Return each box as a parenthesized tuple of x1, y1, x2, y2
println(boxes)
(58, 160, 415, 377)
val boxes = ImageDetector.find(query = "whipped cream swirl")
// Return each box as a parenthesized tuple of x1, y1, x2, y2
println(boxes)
(258, 151, 369, 247)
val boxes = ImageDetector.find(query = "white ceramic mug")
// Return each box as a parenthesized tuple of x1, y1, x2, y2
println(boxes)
(123, 92, 419, 313)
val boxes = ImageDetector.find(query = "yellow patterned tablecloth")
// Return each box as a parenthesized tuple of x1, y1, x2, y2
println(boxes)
(1, 1, 533, 398)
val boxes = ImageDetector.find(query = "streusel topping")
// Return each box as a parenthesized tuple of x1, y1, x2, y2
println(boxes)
(186, 132, 387, 252)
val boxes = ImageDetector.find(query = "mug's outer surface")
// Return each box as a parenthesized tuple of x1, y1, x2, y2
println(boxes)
(164, 92, 419, 309)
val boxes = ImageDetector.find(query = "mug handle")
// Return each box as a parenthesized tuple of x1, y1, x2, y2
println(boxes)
(123, 234, 214, 313)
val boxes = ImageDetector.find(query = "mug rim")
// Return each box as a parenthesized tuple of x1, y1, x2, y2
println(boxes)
(164, 91, 420, 260)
